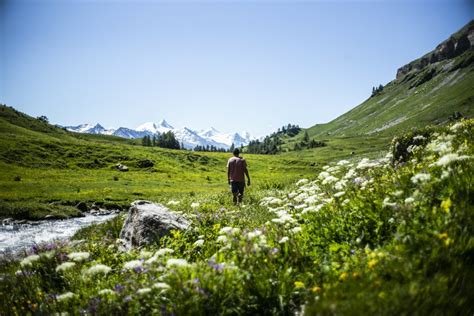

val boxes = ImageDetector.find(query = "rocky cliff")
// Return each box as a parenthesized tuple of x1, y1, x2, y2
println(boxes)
(396, 20, 474, 79)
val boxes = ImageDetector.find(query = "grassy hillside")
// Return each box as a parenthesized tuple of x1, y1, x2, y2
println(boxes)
(0, 105, 326, 220)
(284, 22, 474, 148)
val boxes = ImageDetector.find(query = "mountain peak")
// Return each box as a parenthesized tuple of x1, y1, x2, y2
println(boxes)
(158, 119, 173, 129)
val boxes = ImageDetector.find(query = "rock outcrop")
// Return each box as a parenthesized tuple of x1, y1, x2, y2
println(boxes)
(116, 163, 129, 172)
(396, 20, 474, 79)
(119, 200, 190, 249)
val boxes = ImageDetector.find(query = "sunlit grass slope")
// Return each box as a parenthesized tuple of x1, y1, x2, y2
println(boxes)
(0, 105, 325, 219)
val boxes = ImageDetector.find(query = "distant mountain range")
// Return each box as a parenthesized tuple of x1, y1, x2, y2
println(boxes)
(64, 120, 253, 150)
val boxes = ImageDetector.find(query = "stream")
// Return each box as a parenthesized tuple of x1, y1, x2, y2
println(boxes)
(0, 213, 118, 254)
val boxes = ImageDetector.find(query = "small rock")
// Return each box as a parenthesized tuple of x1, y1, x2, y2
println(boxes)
(116, 164, 129, 172)
(2, 218, 13, 225)
(137, 159, 154, 168)
(75, 202, 88, 212)
(119, 200, 190, 249)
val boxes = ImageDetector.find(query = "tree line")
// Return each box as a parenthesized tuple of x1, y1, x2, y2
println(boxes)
(371, 84, 384, 97)
(142, 131, 181, 149)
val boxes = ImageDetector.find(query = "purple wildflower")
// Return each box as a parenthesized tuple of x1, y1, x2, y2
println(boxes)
(114, 284, 126, 293)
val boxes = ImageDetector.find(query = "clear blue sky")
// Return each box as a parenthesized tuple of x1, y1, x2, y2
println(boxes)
(1, 0, 472, 136)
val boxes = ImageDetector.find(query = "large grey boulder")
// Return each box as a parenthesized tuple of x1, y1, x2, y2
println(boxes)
(119, 200, 190, 249)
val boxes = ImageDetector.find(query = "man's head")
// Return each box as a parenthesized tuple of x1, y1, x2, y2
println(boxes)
(233, 148, 240, 156)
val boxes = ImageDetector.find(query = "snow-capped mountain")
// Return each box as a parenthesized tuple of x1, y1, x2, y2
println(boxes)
(65, 120, 253, 150)
(66, 123, 107, 135)
(197, 128, 250, 148)
(136, 120, 173, 134)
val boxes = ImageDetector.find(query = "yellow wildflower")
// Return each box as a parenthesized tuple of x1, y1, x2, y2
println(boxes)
(444, 238, 453, 247)
(440, 198, 452, 213)
(339, 272, 349, 281)
(437, 232, 448, 239)
(311, 286, 321, 293)
(294, 281, 305, 288)
(368, 258, 378, 269)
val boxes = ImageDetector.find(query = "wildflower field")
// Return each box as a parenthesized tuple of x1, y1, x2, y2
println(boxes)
(0, 120, 473, 315)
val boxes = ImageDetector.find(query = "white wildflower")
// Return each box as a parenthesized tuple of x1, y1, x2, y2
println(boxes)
(139, 250, 154, 259)
(337, 160, 350, 166)
(57, 292, 76, 302)
(301, 205, 320, 214)
(98, 289, 115, 295)
(411, 173, 431, 184)
(137, 288, 152, 295)
(290, 227, 302, 234)
(406, 145, 418, 153)
(404, 197, 415, 204)
(342, 198, 350, 205)
(318, 171, 331, 180)
(326, 166, 340, 173)
(344, 168, 357, 180)
(295, 203, 307, 210)
(247, 230, 262, 239)
(334, 180, 347, 191)
(413, 135, 426, 141)
(296, 179, 309, 186)
(153, 282, 171, 290)
(20, 254, 40, 267)
(322, 175, 338, 185)
(55, 262, 76, 272)
(86, 264, 111, 275)
(124, 260, 142, 270)
(334, 191, 345, 198)
(441, 169, 450, 179)
(219, 226, 241, 236)
(383, 197, 397, 208)
(68, 252, 90, 262)
(434, 153, 470, 167)
(279, 236, 289, 244)
(193, 239, 204, 247)
(155, 248, 174, 256)
(190, 202, 200, 209)
(294, 192, 309, 202)
(167, 200, 180, 206)
(303, 195, 318, 204)
(450, 122, 463, 131)
(166, 258, 189, 268)
(216, 235, 228, 243)
(392, 190, 403, 197)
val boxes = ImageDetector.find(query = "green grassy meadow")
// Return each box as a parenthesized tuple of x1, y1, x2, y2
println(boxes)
(0, 104, 393, 220)
(0, 118, 472, 315)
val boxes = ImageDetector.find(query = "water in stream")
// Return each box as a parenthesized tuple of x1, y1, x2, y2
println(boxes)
(0, 214, 117, 254)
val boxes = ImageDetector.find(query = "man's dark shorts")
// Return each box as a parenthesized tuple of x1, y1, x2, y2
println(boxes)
(230, 181, 245, 195)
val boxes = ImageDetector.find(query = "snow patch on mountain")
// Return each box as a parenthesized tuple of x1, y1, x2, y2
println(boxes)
(65, 120, 253, 150)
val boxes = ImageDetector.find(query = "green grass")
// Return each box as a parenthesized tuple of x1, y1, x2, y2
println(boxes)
(0, 119, 472, 315)
(293, 50, 474, 142)
(0, 104, 394, 220)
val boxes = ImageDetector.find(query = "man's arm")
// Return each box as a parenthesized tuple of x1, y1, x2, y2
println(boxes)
(227, 161, 231, 185)
(244, 160, 250, 186)
(245, 168, 250, 186)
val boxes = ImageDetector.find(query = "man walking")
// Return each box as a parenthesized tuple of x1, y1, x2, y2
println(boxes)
(227, 148, 251, 205)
